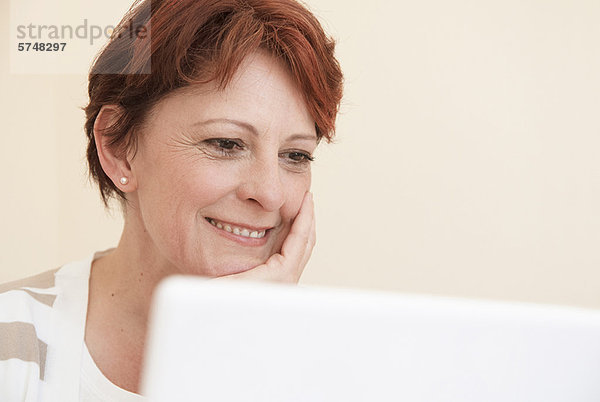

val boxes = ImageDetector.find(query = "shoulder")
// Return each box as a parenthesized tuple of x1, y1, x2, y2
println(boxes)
(0, 268, 61, 398)
(0, 255, 93, 331)
(0, 268, 60, 306)
(0, 255, 94, 399)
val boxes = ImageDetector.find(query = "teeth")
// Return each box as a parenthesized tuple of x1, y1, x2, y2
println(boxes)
(208, 218, 267, 239)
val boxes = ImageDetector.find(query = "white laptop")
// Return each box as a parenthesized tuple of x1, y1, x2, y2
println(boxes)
(141, 277, 600, 401)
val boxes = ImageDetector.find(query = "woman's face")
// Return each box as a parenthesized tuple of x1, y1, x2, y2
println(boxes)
(128, 51, 317, 277)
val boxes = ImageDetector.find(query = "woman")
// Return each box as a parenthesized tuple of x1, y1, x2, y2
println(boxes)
(0, 0, 342, 400)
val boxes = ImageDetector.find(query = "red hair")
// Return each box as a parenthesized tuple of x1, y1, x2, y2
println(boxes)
(84, 0, 343, 206)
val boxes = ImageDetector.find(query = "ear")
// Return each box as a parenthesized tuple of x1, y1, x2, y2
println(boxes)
(93, 105, 137, 193)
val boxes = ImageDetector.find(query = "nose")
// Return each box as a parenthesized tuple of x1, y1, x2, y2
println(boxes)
(236, 157, 285, 212)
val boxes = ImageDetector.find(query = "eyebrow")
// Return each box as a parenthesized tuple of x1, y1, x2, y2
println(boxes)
(193, 118, 317, 142)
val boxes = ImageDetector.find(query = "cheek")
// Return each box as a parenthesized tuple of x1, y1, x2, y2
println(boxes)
(137, 159, 241, 236)
(177, 164, 241, 212)
(267, 173, 310, 254)
(280, 173, 311, 223)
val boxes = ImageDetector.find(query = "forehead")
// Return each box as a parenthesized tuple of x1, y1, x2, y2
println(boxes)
(144, 51, 316, 139)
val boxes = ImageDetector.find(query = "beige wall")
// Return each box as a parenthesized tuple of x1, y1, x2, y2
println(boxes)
(1, 0, 599, 308)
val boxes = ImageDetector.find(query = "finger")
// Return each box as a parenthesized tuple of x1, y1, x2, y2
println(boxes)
(299, 204, 316, 270)
(279, 191, 314, 277)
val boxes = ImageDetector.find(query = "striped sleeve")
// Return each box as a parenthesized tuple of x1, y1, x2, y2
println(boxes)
(0, 268, 59, 401)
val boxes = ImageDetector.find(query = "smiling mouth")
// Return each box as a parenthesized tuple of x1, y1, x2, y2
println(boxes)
(205, 217, 269, 239)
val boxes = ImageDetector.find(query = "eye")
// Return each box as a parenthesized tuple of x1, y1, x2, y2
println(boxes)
(213, 139, 241, 150)
(281, 151, 315, 164)
(204, 138, 245, 156)
(290, 152, 314, 162)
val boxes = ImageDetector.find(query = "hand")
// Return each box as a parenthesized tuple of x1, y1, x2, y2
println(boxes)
(217, 191, 316, 284)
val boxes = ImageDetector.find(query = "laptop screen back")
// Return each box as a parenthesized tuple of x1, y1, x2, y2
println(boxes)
(142, 277, 600, 401)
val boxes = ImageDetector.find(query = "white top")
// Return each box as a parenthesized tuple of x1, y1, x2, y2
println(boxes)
(80, 342, 145, 401)
(0, 250, 146, 401)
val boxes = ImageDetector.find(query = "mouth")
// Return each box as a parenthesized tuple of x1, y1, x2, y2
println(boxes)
(205, 217, 271, 239)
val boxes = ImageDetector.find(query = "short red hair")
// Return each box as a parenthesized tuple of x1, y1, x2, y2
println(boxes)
(85, 0, 343, 206)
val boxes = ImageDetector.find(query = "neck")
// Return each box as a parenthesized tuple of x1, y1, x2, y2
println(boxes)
(85, 204, 177, 393)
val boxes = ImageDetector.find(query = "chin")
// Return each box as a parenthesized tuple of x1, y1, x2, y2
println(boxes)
(206, 257, 267, 278)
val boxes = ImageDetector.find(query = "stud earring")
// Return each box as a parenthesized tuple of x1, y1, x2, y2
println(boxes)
(119, 177, 129, 185)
